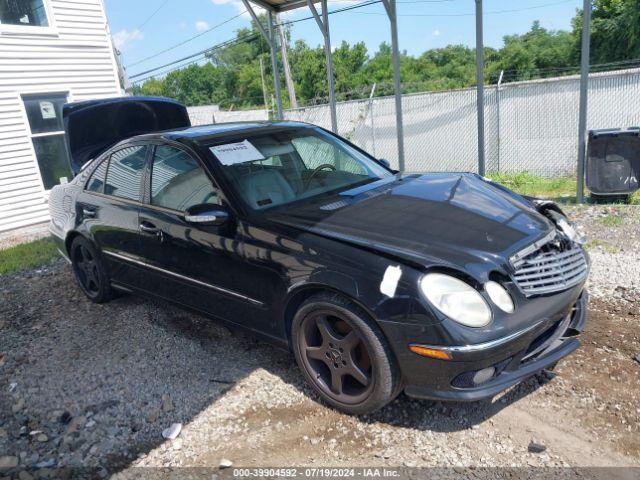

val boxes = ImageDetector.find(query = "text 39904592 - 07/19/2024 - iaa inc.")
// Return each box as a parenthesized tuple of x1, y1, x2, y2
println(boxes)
(48, 96, 589, 415)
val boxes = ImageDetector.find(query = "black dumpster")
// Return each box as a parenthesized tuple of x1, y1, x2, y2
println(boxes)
(586, 128, 640, 198)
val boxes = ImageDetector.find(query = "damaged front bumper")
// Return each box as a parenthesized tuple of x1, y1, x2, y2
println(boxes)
(400, 290, 588, 402)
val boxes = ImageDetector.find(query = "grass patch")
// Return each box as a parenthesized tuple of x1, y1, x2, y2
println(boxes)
(487, 172, 577, 202)
(488, 172, 640, 205)
(0, 237, 60, 276)
(584, 239, 621, 254)
(598, 214, 624, 227)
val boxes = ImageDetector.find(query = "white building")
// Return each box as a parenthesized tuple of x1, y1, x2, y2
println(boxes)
(0, 0, 121, 232)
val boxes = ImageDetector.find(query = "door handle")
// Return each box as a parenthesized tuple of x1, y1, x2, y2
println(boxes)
(82, 207, 96, 218)
(139, 222, 159, 234)
(139, 221, 165, 242)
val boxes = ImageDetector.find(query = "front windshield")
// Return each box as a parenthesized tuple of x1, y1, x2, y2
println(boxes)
(208, 128, 393, 210)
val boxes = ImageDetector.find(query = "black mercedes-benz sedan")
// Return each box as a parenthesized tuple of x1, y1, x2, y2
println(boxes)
(49, 97, 589, 414)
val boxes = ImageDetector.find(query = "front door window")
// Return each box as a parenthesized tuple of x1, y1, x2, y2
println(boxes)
(151, 145, 220, 211)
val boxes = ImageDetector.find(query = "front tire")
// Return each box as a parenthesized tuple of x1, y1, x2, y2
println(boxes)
(292, 293, 401, 415)
(70, 236, 113, 304)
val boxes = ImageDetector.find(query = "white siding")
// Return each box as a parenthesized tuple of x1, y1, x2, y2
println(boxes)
(0, 0, 121, 232)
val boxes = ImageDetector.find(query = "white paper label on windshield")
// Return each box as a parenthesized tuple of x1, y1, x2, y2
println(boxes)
(209, 140, 265, 166)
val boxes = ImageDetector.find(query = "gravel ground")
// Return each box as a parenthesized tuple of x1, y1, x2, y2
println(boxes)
(0, 223, 49, 251)
(0, 206, 639, 479)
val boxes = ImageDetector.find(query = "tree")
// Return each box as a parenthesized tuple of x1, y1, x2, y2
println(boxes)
(133, 6, 640, 109)
(572, 0, 640, 64)
(497, 21, 574, 80)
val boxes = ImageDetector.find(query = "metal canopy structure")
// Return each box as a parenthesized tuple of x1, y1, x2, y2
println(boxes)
(242, 0, 406, 170)
(241, 0, 592, 203)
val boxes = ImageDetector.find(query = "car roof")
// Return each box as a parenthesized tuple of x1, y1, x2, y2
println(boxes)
(134, 120, 315, 144)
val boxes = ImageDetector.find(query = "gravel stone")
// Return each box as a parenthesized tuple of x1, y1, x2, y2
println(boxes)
(0, 456, 18, 468)
(161, 395, 173, 413)
(161, 423, 182, 440)
(65, 416, 86, 435)
(18, 471, 34, 480)
(528, 441, 547, 454)
(11, 398, 25, 413)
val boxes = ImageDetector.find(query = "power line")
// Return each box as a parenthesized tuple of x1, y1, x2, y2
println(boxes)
(126, 0, 388, 70)
(135, 0, 170, 32)
(353, 0, 578, 16)
(130, 0, 382, 81)
(126, 12, 246, 69)
(131, 34, 261, 83)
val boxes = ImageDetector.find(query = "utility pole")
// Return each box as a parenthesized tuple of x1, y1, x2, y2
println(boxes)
(259, 57, 269, 114)
(277, 13, 298, 109)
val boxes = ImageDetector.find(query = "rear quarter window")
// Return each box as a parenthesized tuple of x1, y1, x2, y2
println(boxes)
(86, 160, 108, 193)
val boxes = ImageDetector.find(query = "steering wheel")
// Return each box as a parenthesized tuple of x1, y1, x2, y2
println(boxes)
(303, 163, 336, 190)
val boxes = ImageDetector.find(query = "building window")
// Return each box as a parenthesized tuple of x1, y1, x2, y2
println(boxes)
(22, 93, 72, 190)
(0, 0, 49, 27)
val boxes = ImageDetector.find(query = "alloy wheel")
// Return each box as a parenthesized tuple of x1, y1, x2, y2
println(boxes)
(73, 244, 101, 295)
(299, 310, 374, 404)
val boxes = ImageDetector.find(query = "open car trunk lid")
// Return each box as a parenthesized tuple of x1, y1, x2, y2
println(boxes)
(63, 96, 191, 175)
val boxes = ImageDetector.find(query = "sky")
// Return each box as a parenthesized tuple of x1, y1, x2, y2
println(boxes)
(103, 0, 583, 81)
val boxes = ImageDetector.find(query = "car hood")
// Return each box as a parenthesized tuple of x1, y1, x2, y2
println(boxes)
(267, 173, 554, 271)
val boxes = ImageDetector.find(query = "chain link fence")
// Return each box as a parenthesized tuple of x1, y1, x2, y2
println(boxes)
(187, 105, 269, 125)
(284, 68, 640, 177)
(186, 68, 640, 178)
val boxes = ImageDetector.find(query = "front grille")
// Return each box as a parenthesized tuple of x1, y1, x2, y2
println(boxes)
(513, 244, 588, 296)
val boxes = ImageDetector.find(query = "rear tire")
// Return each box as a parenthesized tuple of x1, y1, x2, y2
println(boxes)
(70, 236, 113, 304)
(292, 293, 401, 415)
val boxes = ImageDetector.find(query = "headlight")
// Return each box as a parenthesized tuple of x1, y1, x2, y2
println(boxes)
(547, 210, 586, 245)
(420, 273, 491, 327)
(485, 281, 515, 313)
(556, 216, 586, 245)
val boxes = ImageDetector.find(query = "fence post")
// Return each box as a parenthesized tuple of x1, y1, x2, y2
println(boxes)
(475, 0, 486, 176)
(369, 83, 377, 157)
(576, 0, 591, 203)
(496, 70, 503, 173)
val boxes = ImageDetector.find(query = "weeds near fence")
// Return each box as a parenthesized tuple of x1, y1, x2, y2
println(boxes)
(489, 172, 640, 205)
(488, 172, 577, 202)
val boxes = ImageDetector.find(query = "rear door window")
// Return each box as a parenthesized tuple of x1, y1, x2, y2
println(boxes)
(104, 145, 147, 201)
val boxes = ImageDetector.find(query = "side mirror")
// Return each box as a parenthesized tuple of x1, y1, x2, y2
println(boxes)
(378, 158, 391, 169)
(184, 204, 230, 227)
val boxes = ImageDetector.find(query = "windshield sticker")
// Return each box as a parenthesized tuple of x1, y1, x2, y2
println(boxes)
(209, 140, 265, 166)
(380, 265, 402, 298)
